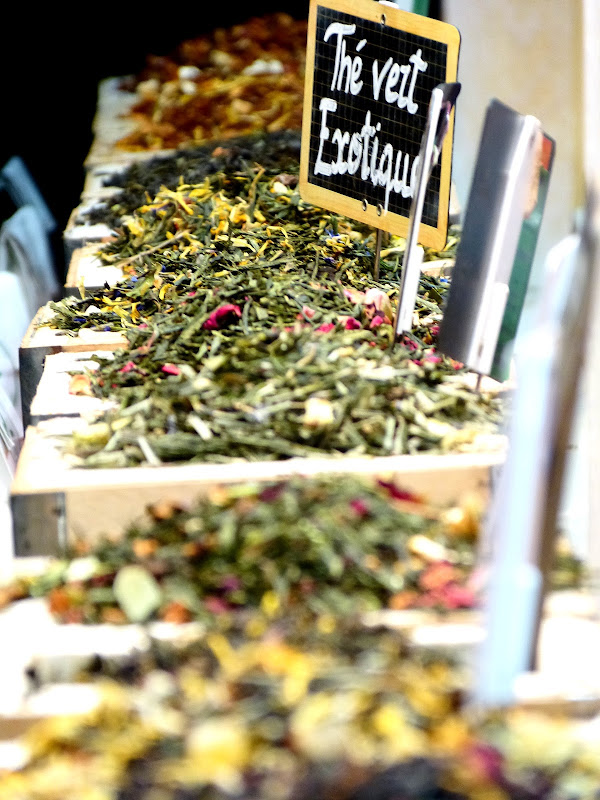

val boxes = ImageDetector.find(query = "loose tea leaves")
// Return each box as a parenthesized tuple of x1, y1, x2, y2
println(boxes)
(7, 476, 483, 623)
(2, 609, 598, 799)
(61, 134, 457, 348)
(82, 130, 304, 230)
(2, 476, 581, 624)
(45, 144, 503, 466)
(67, 327, 504, 466)
(114, 14, 309, 152)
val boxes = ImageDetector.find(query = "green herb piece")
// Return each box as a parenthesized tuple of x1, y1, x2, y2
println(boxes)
(113, 564, 163, 622)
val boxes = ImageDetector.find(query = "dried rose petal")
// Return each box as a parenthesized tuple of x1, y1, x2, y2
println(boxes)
(463, 742, 505, 783)
(119, 361, 137, 374)
(418, 561, 459, 592)
(275, 173, 298, 187)
(337, 315, 362, 330)
(202, 303, 242, 330)
(369, 314, 389, 329)
(438, 583, 477, 609)
(343, 287, 365, 304)
(220, 575, 243, 592)
(363, 287, 393, 321)
(204, 596, 230, 614)
(377, 480, 422, 504)
(349, 498, 370, 518)
(162, 363, 181, 376)
(259, 484, 286, 503)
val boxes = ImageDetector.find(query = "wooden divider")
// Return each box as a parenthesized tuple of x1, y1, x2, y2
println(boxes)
(10, 414, 504, 554)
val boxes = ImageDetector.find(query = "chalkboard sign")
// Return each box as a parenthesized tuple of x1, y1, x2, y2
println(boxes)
(299, 0, 460, 249)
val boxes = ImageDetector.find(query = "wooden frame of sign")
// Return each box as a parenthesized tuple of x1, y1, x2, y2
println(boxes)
(300, 0, 460, 250)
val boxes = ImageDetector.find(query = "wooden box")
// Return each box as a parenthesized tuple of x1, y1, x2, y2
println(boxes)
(19, 306, 126, 429)
(10, 413, 504, 555)
(63, 208, 116, 263)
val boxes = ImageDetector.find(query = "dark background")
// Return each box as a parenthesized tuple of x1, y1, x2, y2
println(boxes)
(0, 2, 439, 282)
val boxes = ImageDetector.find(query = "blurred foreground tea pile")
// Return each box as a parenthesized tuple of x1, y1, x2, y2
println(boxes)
(0, 475, 592, 799)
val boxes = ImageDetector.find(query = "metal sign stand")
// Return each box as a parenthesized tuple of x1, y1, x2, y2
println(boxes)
(391, 82, 460, 347)
(373, 228, 384, 281)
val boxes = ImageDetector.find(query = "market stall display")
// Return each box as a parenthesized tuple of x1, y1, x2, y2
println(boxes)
(3, 5, 599, 798)
(13, 126, 509, 555)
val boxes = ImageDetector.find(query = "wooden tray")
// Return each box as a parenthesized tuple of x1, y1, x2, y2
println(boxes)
(85, 78, 176, 168)
(80, 161, 129, 203)
(19, 306, 126, 429)
(64, 245, 123, 295)
(10, 414, 505, 555)
(28, 352, 117, 426)
(63, 207, 117, 263)
(12, 320, 509, 555)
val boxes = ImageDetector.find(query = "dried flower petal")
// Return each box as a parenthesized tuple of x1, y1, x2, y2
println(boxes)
(68, 374, 94, 396)
(119, 361, 137, 374)
(202, 303, 242, 330)
(315, 322, 336, 333)
(302, 397, 335, 428)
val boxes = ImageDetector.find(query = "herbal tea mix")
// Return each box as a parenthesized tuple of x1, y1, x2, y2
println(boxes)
(2, 475, 580, 624)
(0, 475, 588, 799)
(81, 130, 306, 231)
(1, 476, 481, 622)
(1, 602, 598, 798)
(47, 133, 505, 469)
(112, 14, 309, 153)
